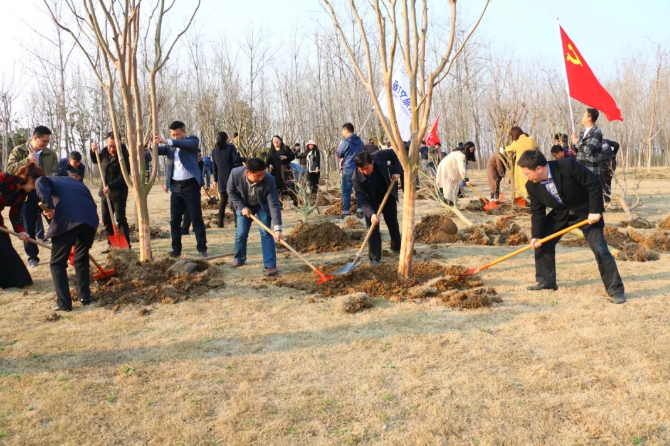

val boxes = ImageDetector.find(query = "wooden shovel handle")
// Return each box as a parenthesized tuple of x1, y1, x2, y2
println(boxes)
(247, 213, 319, 273)
(357, 178, 398, 255)
(477, 219, 589, 273)
(0, 226, 51, 249)
(468, 184, 488, 204)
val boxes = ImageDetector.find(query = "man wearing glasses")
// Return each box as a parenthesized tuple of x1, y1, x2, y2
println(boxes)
(7, 126, 57, 268)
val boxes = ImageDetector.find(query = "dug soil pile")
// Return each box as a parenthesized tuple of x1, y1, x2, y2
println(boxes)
(324, 198, 357, 216)
(340, 216, 365, 229)
(658, 215, 670, 230)
(559, 226, 659, 261)
(95, 225, 169, 243)
(273, 262, 501, 308)
(465, 199, 528, 216)
(616, 243, 659, 262)
(415, 215, 460, 244)
(458, 217, 529, 246)
(619, 218, 653, 229)
(284, 222, 356, 253)
(92, 250, 224, 309)
(629, 228, 670, 252)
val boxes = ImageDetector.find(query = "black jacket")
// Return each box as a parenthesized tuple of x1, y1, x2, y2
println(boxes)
(212, 143, 243, 194)
(525, 158, 605, 239)
(266, 147, 295, 189)
(90, 144, 131, 197)
(352, 149, 403, 218)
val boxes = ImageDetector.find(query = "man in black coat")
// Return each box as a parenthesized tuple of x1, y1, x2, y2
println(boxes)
(212, 140, 243, 228)
(91, 132, 131, 253)
(352, 150, 403, 264)
(36, 176, 99, 311)
(518, 150, 625, 304)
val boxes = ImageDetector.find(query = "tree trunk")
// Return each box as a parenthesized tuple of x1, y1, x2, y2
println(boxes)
(135, 190, 152, 261)
(398, 167, 417, 278)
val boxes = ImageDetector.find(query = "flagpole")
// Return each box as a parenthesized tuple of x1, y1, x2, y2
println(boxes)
(358, 107, 375, 134)
(558, 18, 576, 135)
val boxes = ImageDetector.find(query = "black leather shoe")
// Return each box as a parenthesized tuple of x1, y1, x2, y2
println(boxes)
(79, 300, 92, 306)
(101, 248, 110, 254)
(53, 306, 71, 312)
(527, 283, 558, 291)
(168, 250, 180, 258)
(199, 251, 208, 259)
(610, 294, 626, 304)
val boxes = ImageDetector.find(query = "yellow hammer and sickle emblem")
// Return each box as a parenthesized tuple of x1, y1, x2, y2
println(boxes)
(566, 44, 582, 66)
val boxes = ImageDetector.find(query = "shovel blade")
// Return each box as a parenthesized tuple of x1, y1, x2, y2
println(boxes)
(316, 274, 335, 284)
(461, 268, 478, 276)
(515, 197, 527, 207)
(108, 234, 129, 249)
(333, 254, 363, 275)
(92, 268, 117, 280)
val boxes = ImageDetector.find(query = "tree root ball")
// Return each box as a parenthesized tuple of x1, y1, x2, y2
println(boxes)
(414, 215, 459, 244)
(284, 222, 354, 253)
(441, 287, 502, 309)
(341, 292, 374, 313)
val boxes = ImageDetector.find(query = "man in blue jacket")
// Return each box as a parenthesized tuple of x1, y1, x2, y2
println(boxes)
(154, 121, 207, 258)
(58, 151, 85, 182)
(336, 122, 364, 219)
(227, 158, 283, 277)
(36, 175, 99, 311)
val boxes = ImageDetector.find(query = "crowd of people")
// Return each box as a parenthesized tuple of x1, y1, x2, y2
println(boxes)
(0, 107, 627, 311)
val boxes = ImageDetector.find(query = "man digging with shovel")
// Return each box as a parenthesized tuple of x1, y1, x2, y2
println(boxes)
(351, 151, 402, 265)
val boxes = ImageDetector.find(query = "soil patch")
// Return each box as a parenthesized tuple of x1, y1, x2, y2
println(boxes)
(561, 238, 588, 248)
(95, 225, 170, 243)
(442, 287, 502, 309)
(619, 218, 653, 229)
(465, 199, 529, 216)
(658, 215, 670, 230)
(340, 217, 365, 229)
(273, 262, 495, 304)
(616, 243, 660, 262)
(603, 226, 637, 250)
(92, 250, 224, 309)
(323, 198, 357, 216)
(415, 215, 459, 244)
(284, 222, 355, 253)
(641, 231, 670, 252)
(341, 293, 374, 313)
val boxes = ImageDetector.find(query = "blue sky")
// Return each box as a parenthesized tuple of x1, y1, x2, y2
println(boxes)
(2, 0, 669, 89)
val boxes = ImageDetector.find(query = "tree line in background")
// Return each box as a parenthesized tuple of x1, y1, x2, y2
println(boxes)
(0, 2, 669, 180)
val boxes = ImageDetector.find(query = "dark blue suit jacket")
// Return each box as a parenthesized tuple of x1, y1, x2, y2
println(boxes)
(352, 149, 403, 218)
(35, 176, 99, 239)
(58, 158, 86, 181)
(157, 136, 203, 190)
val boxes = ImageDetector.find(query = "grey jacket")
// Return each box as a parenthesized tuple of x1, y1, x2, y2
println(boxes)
(227, 166, 283, 230)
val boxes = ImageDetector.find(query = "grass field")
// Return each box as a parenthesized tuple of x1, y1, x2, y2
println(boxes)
(1, 169, 669, 446)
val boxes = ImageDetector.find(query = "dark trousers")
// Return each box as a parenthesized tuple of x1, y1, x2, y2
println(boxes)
(101, 189, 130, 246)
(365, 198, 401, 261)
(218, 191, 230, 227)
(20, 190, 41, 261)
(50, 224, 96, 310)
(308, 172, 320, 194)
(0, 233, 33, 289)
(182, 208, 191, 233)
(535, 216, 625, 296)
(170, 179, 207, 253)
(600, 158, 616, 203)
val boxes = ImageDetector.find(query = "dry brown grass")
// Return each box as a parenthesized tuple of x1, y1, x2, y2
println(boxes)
(1, 170, 670, 445)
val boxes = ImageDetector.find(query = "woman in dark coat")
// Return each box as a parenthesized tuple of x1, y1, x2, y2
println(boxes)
(0, 163, 46, 289)
(212, 131, 243, 228)
(265, 135, 296, 204)
(305, 139, 321, 194)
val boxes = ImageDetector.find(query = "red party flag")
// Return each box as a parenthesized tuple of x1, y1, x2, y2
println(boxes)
(559, 25, 623, 121)
(425, 114, 441, 146)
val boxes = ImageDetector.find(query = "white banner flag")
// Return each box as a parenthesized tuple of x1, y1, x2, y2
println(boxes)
(378, 59, 412, 141)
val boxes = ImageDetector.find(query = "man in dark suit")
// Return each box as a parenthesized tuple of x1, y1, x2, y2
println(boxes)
(154, 121, 207, 258)
(59, 151, 86, 181)
(227, 158, 283, 276)
(518, 150, 625, 304)
(91, 133, 131, 253)
(36, 176, 99, 311)
(352, 150, 403, 264)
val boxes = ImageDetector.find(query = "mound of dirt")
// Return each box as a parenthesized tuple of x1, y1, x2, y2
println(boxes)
(465, 199, 529, 216)
(316, 195, 332, 206)
(341, 292, 374, 313)
(92, 250, 224, 309)
(284, 222, 354, 253)
(560, 238, 588, 247)
(619, 218, 653, 229)
(459, 223, 498, 246)
(465, 200, 485, 211)
(442, 287, 502, 309)
(415, 215, 460, 244)
(201, 199, 219, 210)
(95, 225, 170, 243)
(616, 243, 660, 262)
(641, 231, 670, 252)
(494, 217, 529, 246)
(340, 216, 364, 229)
(323, 198, 357, 216)
(603, 226, 637, 250)
(658, 215, 670, 230)
(273, 262, 493, 301)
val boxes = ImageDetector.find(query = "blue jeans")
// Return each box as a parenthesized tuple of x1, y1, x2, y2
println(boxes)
(234, 206, 276, 268)
(341, 169, 354, 215)
(21, 190, 41, 261)
(203, 166, 212, 187)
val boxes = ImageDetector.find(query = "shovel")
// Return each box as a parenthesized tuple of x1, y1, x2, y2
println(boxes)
(0, 226, 117, 279)
(92, 149, 130, 249)
(515, 196, 527, 207)
(334, 178, 398, 275)
(461, 220, 589, 276)
(468, 184, 498, 211)
(202, 185, 218, 205)
(247, 213, 334, 284)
